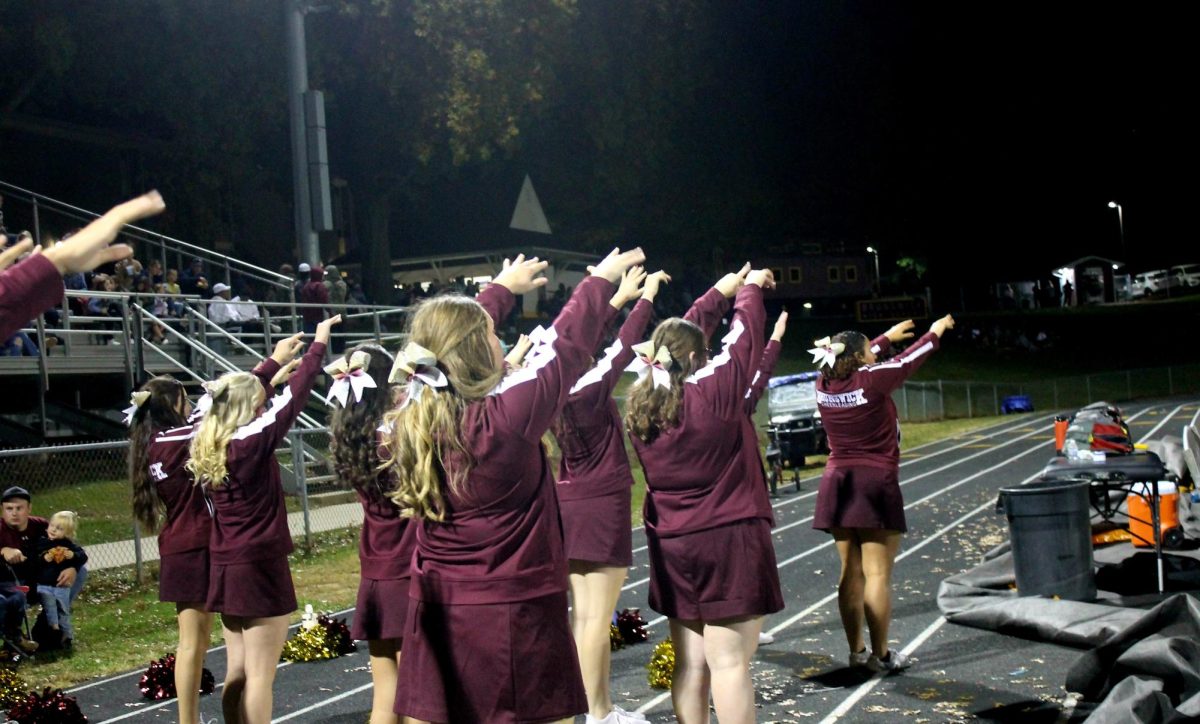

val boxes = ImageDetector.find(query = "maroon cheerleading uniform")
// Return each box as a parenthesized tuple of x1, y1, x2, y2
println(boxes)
(0, 254, 64, 341)
(393, 278, 615, 724)
(811, 332, 941, 532)
(631, 285, 784, 621)
(206, 343, 326, 618)
(147, 359, 280, 603)
(554, 297, 653, 567)
(350, 452, 416, 642)
(738, 338, 782, 525)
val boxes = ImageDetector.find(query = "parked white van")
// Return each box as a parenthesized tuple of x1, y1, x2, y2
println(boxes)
(1133, 269, 1181, 297)
(1172, 263, 1200, 289)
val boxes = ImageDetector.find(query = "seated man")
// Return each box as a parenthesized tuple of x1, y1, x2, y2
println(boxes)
(0, 486, 87, 653)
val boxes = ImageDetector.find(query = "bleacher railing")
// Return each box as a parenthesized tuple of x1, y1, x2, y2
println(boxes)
(0, 179, 295, 303)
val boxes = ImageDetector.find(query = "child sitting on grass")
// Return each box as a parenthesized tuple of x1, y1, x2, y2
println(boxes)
(37, 511, 88, 647)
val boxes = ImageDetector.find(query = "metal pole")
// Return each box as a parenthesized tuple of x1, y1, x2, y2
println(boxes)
(120, 299, 135, 392)
(938, 380, 945, 420)
(373, 311, 382, 345)
(35, 317, 49, 437)
(966, 383, 972, 419)
(133, 521, 144, 584)
(291, 431, 313, 551)
(31, 196, 42, 247)
(286, 0, 319, 266)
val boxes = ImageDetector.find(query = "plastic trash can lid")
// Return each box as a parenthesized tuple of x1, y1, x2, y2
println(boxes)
(999, 478, 1091, 495)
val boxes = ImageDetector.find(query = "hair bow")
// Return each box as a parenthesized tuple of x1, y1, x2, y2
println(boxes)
(389, 342, 448, 408)
(629, 340, 673, 390)
(324, 350, 377, 407)
(189, 384, 214, 422)
(807, 336, 846, 369)
(122, 390, 152, 426)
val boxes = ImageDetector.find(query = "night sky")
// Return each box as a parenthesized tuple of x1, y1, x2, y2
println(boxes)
(0, 2, 1192, 283)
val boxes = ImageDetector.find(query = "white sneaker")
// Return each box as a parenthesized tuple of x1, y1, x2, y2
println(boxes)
(613, 705, 649, 721)
(867, 649, 911, 672)
(758, 631, 775, 645)
(848, 648, 870, 667)
(586, 708, 647, 724)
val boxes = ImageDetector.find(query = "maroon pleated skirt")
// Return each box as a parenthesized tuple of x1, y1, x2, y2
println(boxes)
(560, 492, 633, 567)
(206, 556, 297, 619)
(812, 465, 907, 532)
(158, 549, 209, 604)
(393, 591, 587, 723)
(351, 576, 409, 642)
(647, 517, 784, 621)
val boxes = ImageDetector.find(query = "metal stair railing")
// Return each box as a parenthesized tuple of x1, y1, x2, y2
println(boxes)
(0, 179, 294, 302)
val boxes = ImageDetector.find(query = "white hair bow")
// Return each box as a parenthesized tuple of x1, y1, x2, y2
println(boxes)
(629, 341, 673, 390)
(324, 350, 377, 407)
(389, 342, 448, 409)
(122, 390, 152, 426)
(807, 336, 846, 369)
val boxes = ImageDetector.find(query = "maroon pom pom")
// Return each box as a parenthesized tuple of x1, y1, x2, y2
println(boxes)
(138, 653, 216, 700)
(317, 614, 356, 655)
(6, 687, 88, 723)
(617, 608, 649, 644)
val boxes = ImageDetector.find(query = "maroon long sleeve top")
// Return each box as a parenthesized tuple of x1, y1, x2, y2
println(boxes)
(207, 343, 326, 565)
(0, 255, 64, 340)
(405, 277, 615, 605)
(631, 284, 771, 538)
(146, 358, 280, 555)
(555, 298, 653, 502)
(817, 331, 940, 472)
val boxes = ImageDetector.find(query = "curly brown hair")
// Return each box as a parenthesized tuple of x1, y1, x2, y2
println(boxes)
(329, 344, 395, 498)
(624, 318, 707, 444)
(820, 330, 870, 381)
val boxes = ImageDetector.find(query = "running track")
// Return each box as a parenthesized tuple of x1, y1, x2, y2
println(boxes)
(67, 397, 1199, 723)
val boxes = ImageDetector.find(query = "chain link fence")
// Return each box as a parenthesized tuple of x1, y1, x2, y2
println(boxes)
(894, 363, 1200, 422)
(0, 428, 361, 581)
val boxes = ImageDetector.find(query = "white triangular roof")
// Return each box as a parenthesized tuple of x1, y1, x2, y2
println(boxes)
(509, 175, 552, 234)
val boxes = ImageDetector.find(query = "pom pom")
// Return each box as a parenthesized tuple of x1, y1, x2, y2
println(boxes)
(5, 687, 88, 724)
(609, 624, 625, 652)
(138, 654, 215, 700)
(617, 608, 649, 644)
(0, 667, 29, 710)
(317, 614, 356, 656)
(647, 638, 675, 690)
(281, 612, 356, 662)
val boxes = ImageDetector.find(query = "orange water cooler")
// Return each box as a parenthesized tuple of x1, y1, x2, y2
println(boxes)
(1127, 482, 1180, 548)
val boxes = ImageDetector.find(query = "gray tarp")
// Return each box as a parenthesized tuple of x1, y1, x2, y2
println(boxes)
(937, 544, 1200, 722)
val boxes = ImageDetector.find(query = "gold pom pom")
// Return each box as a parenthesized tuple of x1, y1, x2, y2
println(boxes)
(0, 666, 29, 709)
(610, 624, 625, 651)
(647, 638, 675, 690)
(280, 624, 336, 662)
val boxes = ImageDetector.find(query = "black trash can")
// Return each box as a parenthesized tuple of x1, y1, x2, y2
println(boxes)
(997, 478, 1096, 601)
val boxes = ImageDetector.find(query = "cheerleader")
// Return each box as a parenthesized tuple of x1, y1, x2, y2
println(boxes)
(326, 344, 414, 724)
(554, 267, 669, 724)
(384, 249, 645, 724)
(187, 316, 340, 724)
(626, 265, 783, 724)
(810, 315, 954, 672)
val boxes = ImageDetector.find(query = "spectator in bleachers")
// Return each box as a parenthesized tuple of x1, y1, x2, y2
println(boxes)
(180, 258, 208, 297)
(3, 329, 39, 357)
(295, 262, 311, 300)
(0, 190, 165, 341)
(324, 265, 348, 306)
(300, 265, 329, 334)
(114, 258, 144, 293)
(145, 258, 164, 286)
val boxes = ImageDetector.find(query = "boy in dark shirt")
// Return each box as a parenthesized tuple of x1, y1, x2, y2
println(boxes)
(37, 511, 88, 646)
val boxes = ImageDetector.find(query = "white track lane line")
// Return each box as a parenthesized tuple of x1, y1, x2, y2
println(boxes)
(271, 683, 374, 722)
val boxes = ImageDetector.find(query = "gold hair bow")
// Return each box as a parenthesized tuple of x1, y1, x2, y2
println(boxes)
(807, 336, 846, 369)
(122, 390, 153, 426)
(629, 341, 673, 390)
(324, 350, 377, 407)
(389, 342, 448, 408)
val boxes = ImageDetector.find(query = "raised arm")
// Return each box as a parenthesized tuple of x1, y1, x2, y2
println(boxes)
(478, 253, 549, 328)
(491, 248, 644, 441)
(235, 317, 340, 454)
(746, 310, 787, 411)
(862, 315, 952, 395)
(689, 269, 772, 419)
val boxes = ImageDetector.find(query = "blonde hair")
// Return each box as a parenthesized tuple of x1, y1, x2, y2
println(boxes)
(383, 295, 504, 521)
(187, 372, 265, 487)
(51, 510, 78, 538)
(625, 318, 707, 444)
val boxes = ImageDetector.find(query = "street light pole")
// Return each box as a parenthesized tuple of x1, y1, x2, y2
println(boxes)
(866, 246, 880, 296)
(287, 0, 319, 266)
(1108, 201, 1125, 265)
